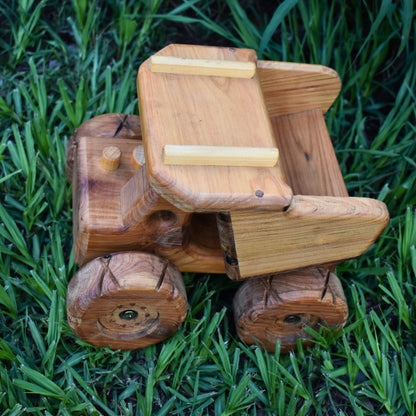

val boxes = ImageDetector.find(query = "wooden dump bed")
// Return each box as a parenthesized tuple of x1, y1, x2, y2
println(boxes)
(138, 44, 292, 212)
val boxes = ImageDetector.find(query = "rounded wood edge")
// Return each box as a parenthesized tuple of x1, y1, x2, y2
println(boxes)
(257, 60, 342, 115)
(257, 60, 341, 80)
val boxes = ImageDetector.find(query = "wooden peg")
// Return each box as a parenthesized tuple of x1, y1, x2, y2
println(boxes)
(66, 113, 141, 181)
(150, 55, 256, 78)
(100, 146, 121, 170)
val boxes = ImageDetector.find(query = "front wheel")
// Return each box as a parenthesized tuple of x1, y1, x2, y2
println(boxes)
(67, 251, 188, 350)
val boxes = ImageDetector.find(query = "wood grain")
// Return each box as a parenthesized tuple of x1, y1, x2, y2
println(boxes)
(234, 268, 348, 352)
(270, 108, 349, 273)
(67, 252, 188, 349)
(231, 195, 389, 279)
(157, 214, 225, 274)
(257, 60, 341, 117)
(66, 48, 389, 353)
(271, 109, 348, 197)
(138, 44, 292, 212)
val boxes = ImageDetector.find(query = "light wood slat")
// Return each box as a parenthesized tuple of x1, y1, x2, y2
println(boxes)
(163, 145, 279, 167)
(150, 55, 256, 78)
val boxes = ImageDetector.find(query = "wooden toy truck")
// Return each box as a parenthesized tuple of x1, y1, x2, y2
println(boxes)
(65, 45, 389, 352)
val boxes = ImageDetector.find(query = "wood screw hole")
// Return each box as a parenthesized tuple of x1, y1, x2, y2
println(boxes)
(283, 314, 302, 325)
(225, 255, 238, 266)
(119, 310, 138, 320)
(159, 210, 176, 222)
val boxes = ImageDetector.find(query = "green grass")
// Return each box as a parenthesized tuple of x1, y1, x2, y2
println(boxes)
(0, 0, 415, 414)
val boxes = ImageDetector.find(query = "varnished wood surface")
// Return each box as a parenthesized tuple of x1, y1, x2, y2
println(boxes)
(270, 108, 348, 273)
(70, 115, 224, 272)
(138, 44, 292, 212)
(73, 136, 177, 264)
(218, 108, 387, 280)
(231, 195, 389, 279)
(257, 60, 341, 117)
(65, 49, 390, 353)
(67, 252, 188, 349)
(217, 108, 349, 280)
(234, 268, 348, 352)
(271, 109, 348, 197)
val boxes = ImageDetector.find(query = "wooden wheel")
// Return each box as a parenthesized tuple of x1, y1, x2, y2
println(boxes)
(67, 252, 187, 349)
(66, 113, 141, 181)
(233, 268, 348, 352)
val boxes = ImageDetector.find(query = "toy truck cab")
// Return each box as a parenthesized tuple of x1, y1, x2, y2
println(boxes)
(66, 45, 388, 351)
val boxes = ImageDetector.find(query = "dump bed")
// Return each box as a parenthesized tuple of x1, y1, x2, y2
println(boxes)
(138, 44, 292, 212)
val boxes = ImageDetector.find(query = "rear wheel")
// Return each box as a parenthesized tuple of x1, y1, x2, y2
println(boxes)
(67, 251, 187, 349)
(233, 268, 348, 352)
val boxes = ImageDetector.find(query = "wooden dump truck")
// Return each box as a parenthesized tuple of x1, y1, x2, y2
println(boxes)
(65, 45, 388, 352)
